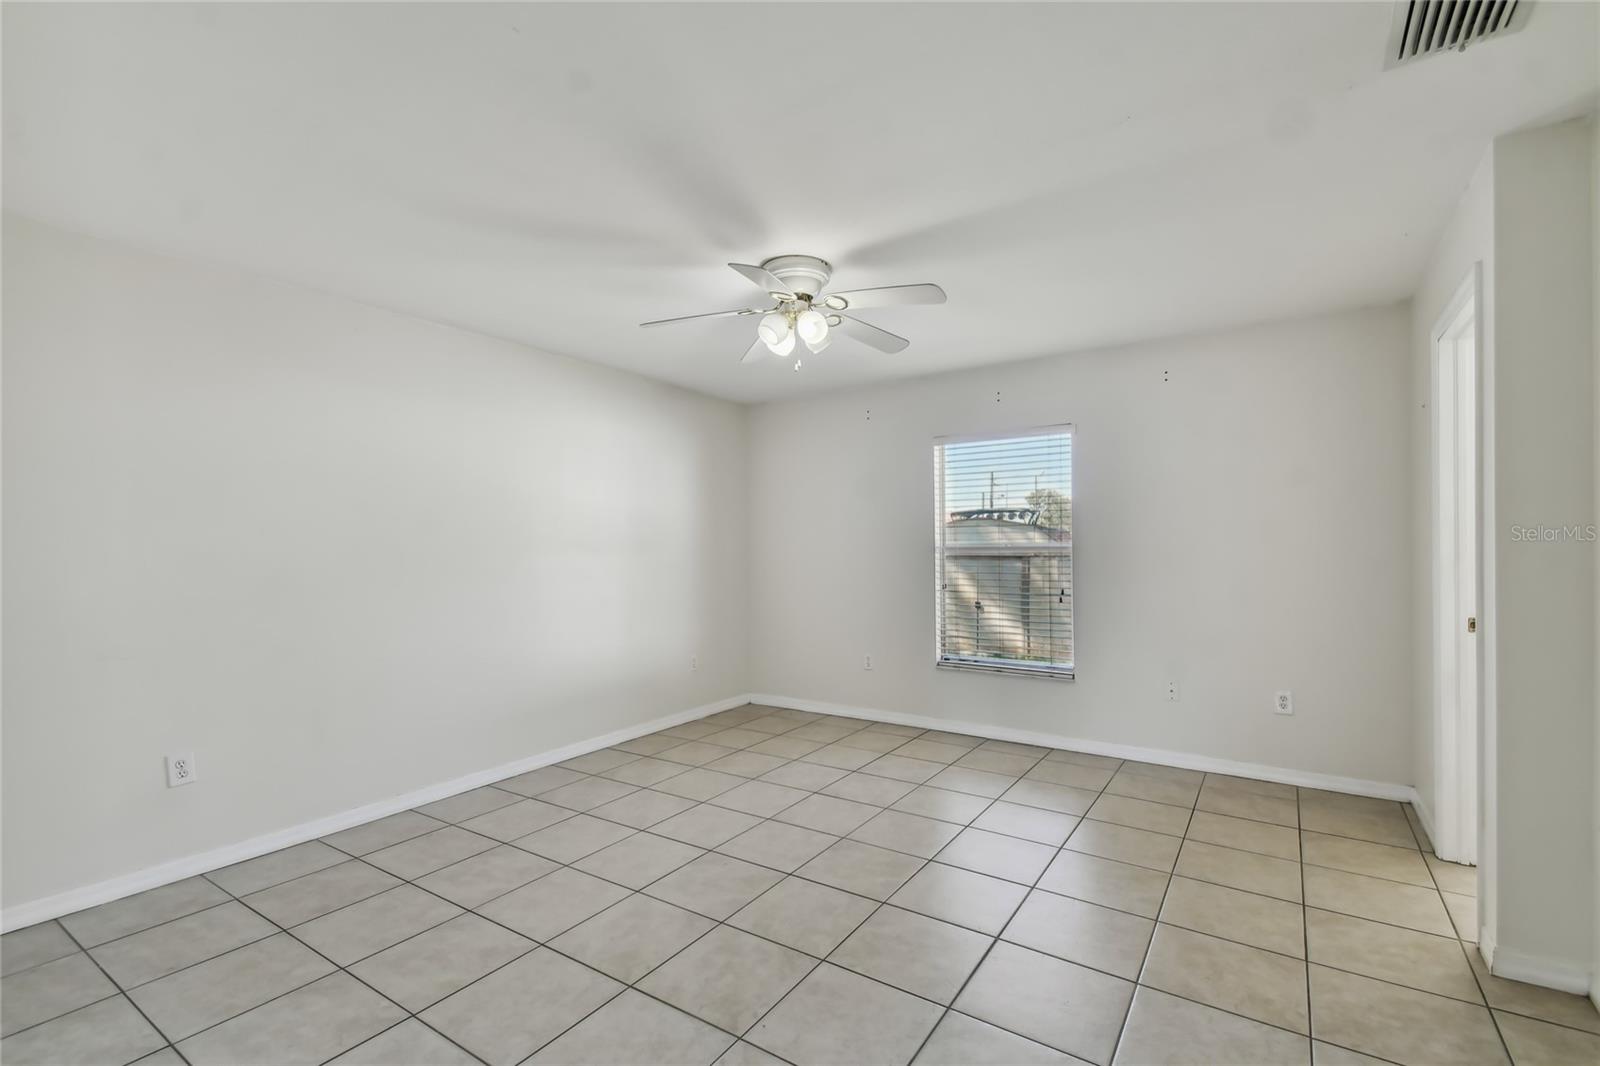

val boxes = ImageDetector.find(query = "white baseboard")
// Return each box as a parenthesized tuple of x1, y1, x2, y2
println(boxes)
(0, 694, 749, 933)
(17, 686, 1589, 997)
(748, 692, 1417, 802)
(1488, 943, 1593, 996)
(758, 692, 1600, 996)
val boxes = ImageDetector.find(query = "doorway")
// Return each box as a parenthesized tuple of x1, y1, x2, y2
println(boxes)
(1432, 268, 1481, 865)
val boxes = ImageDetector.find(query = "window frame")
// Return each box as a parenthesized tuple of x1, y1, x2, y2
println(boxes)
(933, 424, 1075, 681)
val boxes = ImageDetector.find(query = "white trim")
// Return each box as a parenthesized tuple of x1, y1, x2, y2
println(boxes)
(747, 692, 1417, 801)
(1430, 264, 1483, 865)
(1489, 944, 1593, 996)
(15, 688, 1584, 993)
(1475, 253, 1499, 961)
(0, 694, 749, 933)
(1469, 915, 1589, 1000)
(932, 423, 1072, 447)
(936, 659, 1075, 681)
(932, 424, 1075, 681)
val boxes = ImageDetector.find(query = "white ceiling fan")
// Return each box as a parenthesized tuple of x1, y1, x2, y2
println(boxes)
(641, 255, 946, 369)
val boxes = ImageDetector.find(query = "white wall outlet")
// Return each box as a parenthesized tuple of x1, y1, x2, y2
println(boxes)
(1166, 681, 1180, 702)
(1274, 690, 1294, 716)
(166, 752, 197, 788)
(864, 654, 874, 671)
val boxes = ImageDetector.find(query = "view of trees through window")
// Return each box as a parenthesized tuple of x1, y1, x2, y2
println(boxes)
(935, 429, 1074, 675)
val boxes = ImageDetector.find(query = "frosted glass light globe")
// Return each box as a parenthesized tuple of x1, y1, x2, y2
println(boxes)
(757, 313, 791, 347)
(796, 309, 829, 345)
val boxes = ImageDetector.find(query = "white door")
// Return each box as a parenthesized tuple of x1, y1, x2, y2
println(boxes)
(1433, 272, 1480, 865)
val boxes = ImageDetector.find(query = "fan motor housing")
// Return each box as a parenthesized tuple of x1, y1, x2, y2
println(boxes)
(760, 255, 833, 299)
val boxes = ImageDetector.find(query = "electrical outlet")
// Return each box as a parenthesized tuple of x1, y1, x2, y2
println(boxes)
(1166, 681, 1180, 702)
(864, 654, 874, 671)
(1274, 690, 1294, 716)
(166, 752, 197, 788)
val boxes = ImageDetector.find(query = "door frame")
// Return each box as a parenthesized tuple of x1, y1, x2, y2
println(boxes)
(1430, 265, 1483, 866)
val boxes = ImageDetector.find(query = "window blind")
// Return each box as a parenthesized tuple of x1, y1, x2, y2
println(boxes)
(934, 426, 1074, 679)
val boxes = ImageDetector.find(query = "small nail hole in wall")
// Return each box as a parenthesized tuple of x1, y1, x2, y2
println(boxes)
(1163, 369, 1170, 383)
(995, 391, 1001, 403)
(866, 409, 871, 421)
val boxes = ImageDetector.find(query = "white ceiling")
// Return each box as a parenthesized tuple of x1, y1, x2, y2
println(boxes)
(4, 3, 1596, 403)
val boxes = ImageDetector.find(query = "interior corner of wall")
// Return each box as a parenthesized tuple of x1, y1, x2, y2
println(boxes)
(1409, 790, 1439, 854)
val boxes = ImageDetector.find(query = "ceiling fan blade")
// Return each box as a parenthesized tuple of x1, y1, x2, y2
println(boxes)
(640, 308, 762, 328)
(740, 337, 767, 364)
(729, 263, 795, 300)
(820, 283, 946, 311)
(836, 315, 910, 354)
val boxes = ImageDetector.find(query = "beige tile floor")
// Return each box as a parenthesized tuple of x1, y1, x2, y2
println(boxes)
(4, 704, 1598, 1066)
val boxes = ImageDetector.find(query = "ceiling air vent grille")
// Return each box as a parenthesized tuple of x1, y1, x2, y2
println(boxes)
(1385, 0, 1531, 68)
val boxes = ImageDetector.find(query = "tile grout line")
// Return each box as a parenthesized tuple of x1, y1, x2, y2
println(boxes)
(56, 896, 247, 959)
(49, 715, 856, 1058)
(1286, 793, 1427, 1056)
(0, 717, 1326, 1060)
(305, 815, 786, 1062)
(634, 729, 1590, 1058)
(170, 878, 492, 1065)
(842, 747, 1057, 1055)
(16, 760, 1115, 984)
(543, 725, 1109, 1063)
(621, 715, 1000, 1060)
(502, 777, 1571, 1054)
(571, 723, 1427, 870)
(904, 743, 1110, 1065)
(0, 751, 1394, 1057)
(44, 749, 798, 1062)
(482, 713, 930, 1063)
(0, 832, 1516, 1056)
(302, 711, 904, 1064)
(50, 916, 194, 1066)
(12, 705, 1591, 1066)
(42, 730, 1558, 1064)
(1108, 773, 1199, 1066)
(1300, 788, 1316, 1063)
(492, 758, 958, 1061)
(1413, 814, 1519, 1066)
(312, 798, 820, 1063)
(744, 753, 1042, 1063)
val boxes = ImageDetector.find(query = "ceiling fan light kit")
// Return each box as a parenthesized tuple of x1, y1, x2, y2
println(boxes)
(757, 312, 790, 347)
(640, 253, 946, 371)
(796, 309, 829, 345)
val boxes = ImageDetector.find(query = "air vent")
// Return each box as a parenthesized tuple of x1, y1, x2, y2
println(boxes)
(1385, 0, 1531, 68)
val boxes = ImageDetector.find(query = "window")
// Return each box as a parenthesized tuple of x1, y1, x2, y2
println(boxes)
(934, 426, 1074, 679)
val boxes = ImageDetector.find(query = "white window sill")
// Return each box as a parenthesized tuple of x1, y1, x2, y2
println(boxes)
(937, 659, 1075, 681)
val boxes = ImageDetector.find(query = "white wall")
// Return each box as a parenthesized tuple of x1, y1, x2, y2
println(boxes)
(1405, 116, 1600, 992)
(1589, 9, 1600, 1003)
(1487, 117, 1596, 987)
(1, 216, 748, 910)
(747, 306, 1414, 785)
(1592, 103, 1600, 1012)
(1408, 148, 1494, 856)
